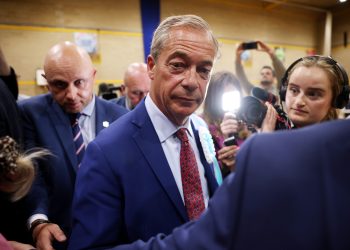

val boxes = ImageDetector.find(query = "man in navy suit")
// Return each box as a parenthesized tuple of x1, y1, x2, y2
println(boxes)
(111, 62, 151, 111)
(18, 41, 127, 250)
(68, 15, 220, 249)
(106, 119, 350, 250)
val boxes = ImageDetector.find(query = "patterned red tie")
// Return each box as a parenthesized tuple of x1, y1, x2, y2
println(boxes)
(176, 128, 205, 220)
(70, 113, 85, 167)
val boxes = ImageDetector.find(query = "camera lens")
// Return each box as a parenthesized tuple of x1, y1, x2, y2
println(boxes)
(237, 96, 267, 127)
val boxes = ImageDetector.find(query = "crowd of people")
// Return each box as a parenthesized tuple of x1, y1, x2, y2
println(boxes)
(1, 13, 350, 250)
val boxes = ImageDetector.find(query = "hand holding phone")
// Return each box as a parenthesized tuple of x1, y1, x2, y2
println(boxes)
(242, 41, 258, 50)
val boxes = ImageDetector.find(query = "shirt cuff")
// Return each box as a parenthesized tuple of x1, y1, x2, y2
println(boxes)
(27, 214, 49, 230)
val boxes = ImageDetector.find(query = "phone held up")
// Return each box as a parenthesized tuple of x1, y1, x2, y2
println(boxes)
(224, 136, 238, 146)
(242, 41, 258, 50)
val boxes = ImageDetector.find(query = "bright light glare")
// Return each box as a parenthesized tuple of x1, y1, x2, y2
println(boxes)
(222, 90, 241, 112)
(340, 0, 347, 2)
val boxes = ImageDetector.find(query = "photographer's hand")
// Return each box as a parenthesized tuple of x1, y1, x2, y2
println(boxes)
(221, 112, 239, 138)
(261, 102, 277, 132)
(218, 145, 239, 172)
(235, 43, 245, 61)
(256, 41, 274, 57)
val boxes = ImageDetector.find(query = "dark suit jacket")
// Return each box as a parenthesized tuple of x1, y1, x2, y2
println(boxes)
(0, 76, 30, 244)
(0, 76, 21, 143)
(68, 100, 219, 249)
(112, 119, 350, 250)
(17, 94, 127, 241)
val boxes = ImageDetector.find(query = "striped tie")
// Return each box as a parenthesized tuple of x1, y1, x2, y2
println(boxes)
(70, 113, 85, 167)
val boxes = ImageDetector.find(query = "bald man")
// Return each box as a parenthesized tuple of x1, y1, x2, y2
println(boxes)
(18, 41, 127, 250)
(113, 62, 151, 110)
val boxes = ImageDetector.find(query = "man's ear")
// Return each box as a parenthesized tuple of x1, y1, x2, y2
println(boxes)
(147, 55, 156, 80)
(41, 74, 51, 92)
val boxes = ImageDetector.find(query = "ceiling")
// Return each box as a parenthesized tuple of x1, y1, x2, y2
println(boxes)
(260, 0, 349, 11)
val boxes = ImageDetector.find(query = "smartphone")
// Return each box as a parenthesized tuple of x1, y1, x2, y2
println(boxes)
(242, 41, 258, 50)
(224, 136, 238, 146)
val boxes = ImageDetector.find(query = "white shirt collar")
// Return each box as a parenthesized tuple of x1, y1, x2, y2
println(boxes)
(81, 95, 95, 117)
(145, 95, 193, 143)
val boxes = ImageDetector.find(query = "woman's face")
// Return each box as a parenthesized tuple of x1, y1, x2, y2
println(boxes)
(285, 66, 333, 127)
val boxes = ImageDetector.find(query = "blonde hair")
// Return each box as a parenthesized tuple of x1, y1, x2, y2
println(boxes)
(0, 136, 51, 202)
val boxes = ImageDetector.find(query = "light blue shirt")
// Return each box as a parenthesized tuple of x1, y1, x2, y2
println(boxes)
(145, 95, 209, 207)
(79, 95, 96, 145)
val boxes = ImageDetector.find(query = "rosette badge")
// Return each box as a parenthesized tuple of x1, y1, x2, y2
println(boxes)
(198, 126, 223, 185)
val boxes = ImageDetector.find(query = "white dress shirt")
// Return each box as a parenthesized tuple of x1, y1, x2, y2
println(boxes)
(145, 95, 209, 208)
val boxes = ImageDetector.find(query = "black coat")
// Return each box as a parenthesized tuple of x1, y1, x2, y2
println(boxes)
(0, 72, 31, 244)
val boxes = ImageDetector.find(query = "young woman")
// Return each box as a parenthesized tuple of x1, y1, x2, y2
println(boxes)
(280, 55, 349, 128)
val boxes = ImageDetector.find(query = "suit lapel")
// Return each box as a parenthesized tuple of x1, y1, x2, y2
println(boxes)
(95, 97, 107, 134)
(192, 121, 219, 196)
(46, 96, 78, 171)
(132, 102, 188, 221)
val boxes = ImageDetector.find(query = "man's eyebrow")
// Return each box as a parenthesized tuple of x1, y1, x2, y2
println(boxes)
(168, 51, 213, 66)
(168, 51, 189, 61)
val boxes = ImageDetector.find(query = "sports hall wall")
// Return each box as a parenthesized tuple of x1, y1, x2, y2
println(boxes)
(0, 0, 348, 96)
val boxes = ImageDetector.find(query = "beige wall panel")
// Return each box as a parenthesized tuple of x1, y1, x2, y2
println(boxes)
(331, 47, 350, 75)
(1, 0, 332, 96)
(332, 8, 350, 46)
(161, 0, 320, 47)
(332, 8, 350, 74)
(95, 34, 145, 83)
(161, 0, 322, 89)
(0, 0, 143, 96)
(0, 0, 141, 32)
(0, 29, 72, 79)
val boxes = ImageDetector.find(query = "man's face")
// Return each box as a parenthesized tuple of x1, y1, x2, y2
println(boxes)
(125, 72, 151, 109)
(260, 68, 274, 86)
(148, 28, 216, 125)
(45, 60, 95, 114)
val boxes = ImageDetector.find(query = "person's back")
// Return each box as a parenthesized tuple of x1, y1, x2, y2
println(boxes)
(227, 120, 350, 249)
(113, 119, 350, 250)
(0, 47, 29, 245)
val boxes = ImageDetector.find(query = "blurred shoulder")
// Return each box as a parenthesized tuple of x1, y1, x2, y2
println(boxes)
(17, 93, 51, 108)
(241, 119, 350, 155)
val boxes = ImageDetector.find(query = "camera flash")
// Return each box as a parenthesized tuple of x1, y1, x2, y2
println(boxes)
(222, 90, 241, 112)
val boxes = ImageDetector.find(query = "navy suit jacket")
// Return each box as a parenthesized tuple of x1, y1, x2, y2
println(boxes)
(111, 119, 350, 250)
(17, 94, 127, 238)
(68, 100, 218, 249)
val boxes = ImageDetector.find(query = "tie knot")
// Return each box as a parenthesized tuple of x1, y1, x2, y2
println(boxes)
(176, 128, 189, 143)
(70, 113, 81, 125)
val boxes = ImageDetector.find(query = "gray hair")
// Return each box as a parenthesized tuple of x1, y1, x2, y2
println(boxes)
(150, 15, 219, 61)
